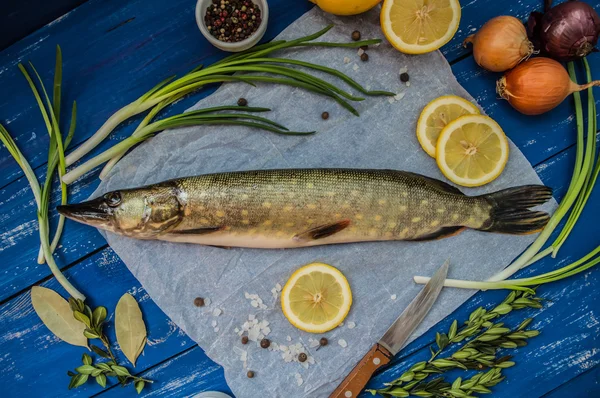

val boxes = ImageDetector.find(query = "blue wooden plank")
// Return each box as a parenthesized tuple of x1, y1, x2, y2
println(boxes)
(0, 0, 88, 51)
(0, 247, 196, 398)
(99, 347, 231, 398)
(544, 364, 600, 398)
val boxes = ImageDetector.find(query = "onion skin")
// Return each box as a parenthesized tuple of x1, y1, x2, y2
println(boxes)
(539, 1, 600, 61)
(497, 57, 600, 115)
(464, 16, 534, 72)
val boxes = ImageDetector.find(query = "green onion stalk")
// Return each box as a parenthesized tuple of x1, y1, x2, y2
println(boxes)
(415, 57, 599, 290)
(64, 106, 313, 182)
(0, 47, 85, 300)
(62, 25, 393, 184)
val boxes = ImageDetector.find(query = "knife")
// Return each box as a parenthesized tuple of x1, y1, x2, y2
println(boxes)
(330, 260, 449, 398)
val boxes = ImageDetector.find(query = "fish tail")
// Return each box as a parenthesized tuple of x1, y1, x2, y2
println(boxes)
(478, 185, 553, 234)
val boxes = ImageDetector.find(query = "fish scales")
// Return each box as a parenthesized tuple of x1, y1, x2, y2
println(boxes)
(58, 168, 553, 248)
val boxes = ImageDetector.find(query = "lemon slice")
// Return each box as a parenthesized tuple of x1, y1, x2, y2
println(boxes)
(436, 115, 509, 187)
(381, 0, 461, 54)
(417, 95, 480, 158)
(281, 262, 352, 333)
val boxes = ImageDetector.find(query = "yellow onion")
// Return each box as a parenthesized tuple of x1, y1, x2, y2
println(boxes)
(464, 16, 534, 72)
(497, 57, 600, 115)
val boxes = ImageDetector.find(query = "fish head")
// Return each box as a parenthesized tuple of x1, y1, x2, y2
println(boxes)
(57, 184, 183, 238)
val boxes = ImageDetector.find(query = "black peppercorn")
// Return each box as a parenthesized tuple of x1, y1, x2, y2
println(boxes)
(193, 297, 205, 307)
(260, 338, 270, 348)
(298, 353, 307, 362)
(241, 336, 249, 344)
(247, 370, 255, 378)
(351, 30, 361, 41)
(360, 53, 369, 62)
(400, 72, 410, 82)
(321, 111, 329, 120)
(319, 337, 328, 346)
(237, 97, 248, 106)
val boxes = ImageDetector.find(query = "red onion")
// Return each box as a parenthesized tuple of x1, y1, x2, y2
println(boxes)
(528, 0, 600, 61)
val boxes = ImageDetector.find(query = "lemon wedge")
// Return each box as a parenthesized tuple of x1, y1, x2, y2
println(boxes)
(436, 114, 509, 187)
(417, 95, 480, 158)
(381, 0, 461, 54)
(281, 262, 352, 333)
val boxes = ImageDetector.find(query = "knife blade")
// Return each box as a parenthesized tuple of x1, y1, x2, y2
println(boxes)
(330, 260, 449, 398)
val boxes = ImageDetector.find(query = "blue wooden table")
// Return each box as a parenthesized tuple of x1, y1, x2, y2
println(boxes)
(1, 0, 599, 396)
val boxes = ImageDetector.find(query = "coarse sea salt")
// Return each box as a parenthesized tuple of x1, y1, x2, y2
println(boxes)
(394, 92, 405, 101)
(352, 64, 359, 72)
(275, 283, 282, 292)
(343, 56, 351, 64)
(338, 339, 348, 348)
(295, 373, 303, 386)
(357, 48, 365, 56)
(391, 294, 397, 300)
(211, 320, 217, 327)
(347, 321, 356, 329)
(286, 336, 292, 342)
(212, 308, 222, 316)
(309, 338, 320, 348)
(204, 298, 211, 306)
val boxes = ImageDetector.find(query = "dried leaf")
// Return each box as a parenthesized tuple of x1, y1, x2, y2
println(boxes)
(30, 286, 87, 348)
(115, 293, 147, 367)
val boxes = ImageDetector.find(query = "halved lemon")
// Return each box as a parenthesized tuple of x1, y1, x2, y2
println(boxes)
(436, 115, 509, 187)
(381, 0, 462, 54)
(417, 95, 480, 158)
(281, 262, 352, 333)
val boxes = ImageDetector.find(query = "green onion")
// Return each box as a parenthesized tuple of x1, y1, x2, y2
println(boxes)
(414, 57, 599, 290)
(61, 108, 313, 184)
(1, 120, 84, 301)
(63, 25, 393, 173)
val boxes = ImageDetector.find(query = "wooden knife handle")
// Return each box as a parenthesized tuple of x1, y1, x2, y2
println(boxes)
(329, 343, 392, 398)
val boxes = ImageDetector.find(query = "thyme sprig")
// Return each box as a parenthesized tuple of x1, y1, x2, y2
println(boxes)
(368, 291, 542, 397)
(67, 298, 152, 393)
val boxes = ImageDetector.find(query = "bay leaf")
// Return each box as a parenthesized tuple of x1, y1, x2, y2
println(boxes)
(30, 286, 88, 348)
(115, 293, 147, 367)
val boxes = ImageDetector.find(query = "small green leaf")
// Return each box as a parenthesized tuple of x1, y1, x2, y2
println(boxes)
(82, 353, 92, 365)
(493, 304, 512, 315)
(96, 373, 107, 388)
(111, 365, 131, 377)
(74, 374, 89, 388)
(495, 361, 515, 369)
(75, 365, 96, 375)
(91, 344, 110, 358)
(135, 380, 145, 394)
(399, 371, 414, 382)
(73, 311, 91, 327)
(96, 362, 112, 372)
(451, 377, 462, 390)
(67, 370, 76, 377)
(92, 306, 108, 327)
(386, 387, 409, 397)
(83, 329, 100, 339)
(91, 369, 103, 377)
(448, 320, 458, 340)
(68, 375, 78, 390)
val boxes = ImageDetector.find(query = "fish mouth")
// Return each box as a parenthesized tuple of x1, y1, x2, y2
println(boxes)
(57, 198, 112, 228)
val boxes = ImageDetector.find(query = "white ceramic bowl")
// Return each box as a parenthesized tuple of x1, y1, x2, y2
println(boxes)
(195, 0, 269, 52)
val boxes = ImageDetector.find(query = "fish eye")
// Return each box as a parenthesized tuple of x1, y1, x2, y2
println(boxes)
(104, 192, 122, 207)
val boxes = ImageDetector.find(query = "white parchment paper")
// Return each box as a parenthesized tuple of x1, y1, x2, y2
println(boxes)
(94, 7, 555, 397)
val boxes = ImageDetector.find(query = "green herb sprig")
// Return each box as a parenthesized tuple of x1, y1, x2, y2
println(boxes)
(67, 298, 152, 393)
(62, 25, 395, 183)
(68, 353, 151, 393)
(368, 291, 542, 397)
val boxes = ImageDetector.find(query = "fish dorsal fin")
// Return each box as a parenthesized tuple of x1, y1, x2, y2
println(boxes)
(170, 226, 223, 235)
(406, 226, 466, 241)
(404, 171, 463, 195)
(293, 219, 351, 242)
